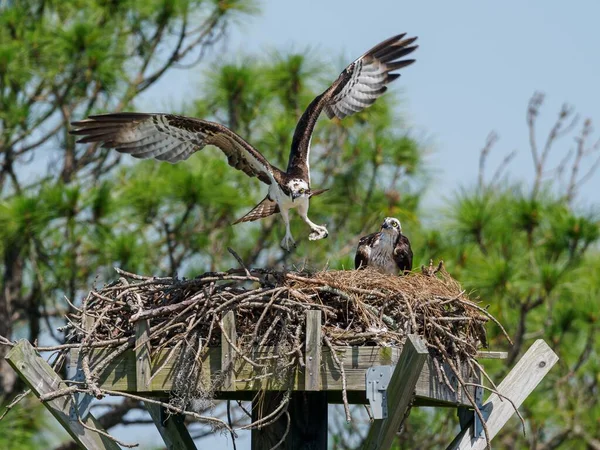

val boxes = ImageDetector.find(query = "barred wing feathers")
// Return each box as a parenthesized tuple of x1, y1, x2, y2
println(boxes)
(288, 33, 417, 179)
(325, 33, 418, 120)
(70, 113, 282, 185)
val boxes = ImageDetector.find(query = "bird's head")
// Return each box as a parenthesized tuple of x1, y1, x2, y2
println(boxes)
(380, 217, 402, 236)
(288, 179, 310, 202)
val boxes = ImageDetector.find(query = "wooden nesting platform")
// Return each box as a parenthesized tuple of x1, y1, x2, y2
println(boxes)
(67, 310, 490, 407)
(6, 309, 559, 450)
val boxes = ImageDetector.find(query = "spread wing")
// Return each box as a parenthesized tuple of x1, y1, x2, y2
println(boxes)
(287, 33, 418, 179)
(355, 232, 379, 269)
(394, 234, 413, 273)
(70, 113, 283, 185)
(233, 196, 280, 224)
(323, 33, 418, 120)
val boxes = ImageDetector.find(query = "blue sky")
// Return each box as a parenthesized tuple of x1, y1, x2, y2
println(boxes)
(147, 0, 600, 215)
(121, 1, 600, 447)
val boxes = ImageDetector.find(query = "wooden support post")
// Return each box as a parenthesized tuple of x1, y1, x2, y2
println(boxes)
(305, 310, 322, 391)
(145, 402, 197, 450)
(221, 310, 237, 391)
(251, 309, 327, 450)
(447, 339, 559, 450)
(6, 340, 121, 450)
(363, 334, 429, 450)
(251, 391, 328, 450)
(135, 318, 152, 392)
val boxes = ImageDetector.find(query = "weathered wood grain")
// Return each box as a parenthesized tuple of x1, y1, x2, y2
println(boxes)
(69, 345, 480, 406)
(82, 311, 95, 333)
(7, 340, 121, 450)
(475, 351, 508, 359)
(448, 339, 558, 450)
(363, 335, 429, 450)
(304, 310, 322, 391)
(135, 319, 152, 392)
(221, 311, 237, 391)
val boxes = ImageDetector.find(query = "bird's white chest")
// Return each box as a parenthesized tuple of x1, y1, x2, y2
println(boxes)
(269, 184, 302, 212)
(370, 235, 398, 275)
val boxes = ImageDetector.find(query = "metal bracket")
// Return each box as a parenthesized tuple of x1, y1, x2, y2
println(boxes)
(457, 383, 486, 438)
(68, 362, 93, 421)
(473, 383, 485, 438)
(366, 365, 394, 419)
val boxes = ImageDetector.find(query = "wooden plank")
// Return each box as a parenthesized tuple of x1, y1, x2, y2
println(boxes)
(448, 339, 558, 450)
(82, 311, 95, 333)
(145, 402, 197, 450)
(69, 345, 479, 406)
(251, 391, 328, 450)
(6, 340, 121, 450)
(305, 310, 322, 391)
(363, 335, 429, 450)
(135, 319, 152, 392)
(475, 351, 508, 359)
(221, 311, 237, 391)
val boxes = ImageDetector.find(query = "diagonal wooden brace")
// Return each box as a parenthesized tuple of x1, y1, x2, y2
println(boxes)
(447, 339, 559, 450)
(6, 340, 120, 450)
(363, 334, 429, 450)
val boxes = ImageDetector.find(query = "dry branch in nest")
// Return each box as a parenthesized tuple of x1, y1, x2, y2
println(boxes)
(12, 262, 512, 449)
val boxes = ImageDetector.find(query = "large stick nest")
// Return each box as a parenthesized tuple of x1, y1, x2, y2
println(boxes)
(73, 263, 497, 355)
(58, 262, 509, 448)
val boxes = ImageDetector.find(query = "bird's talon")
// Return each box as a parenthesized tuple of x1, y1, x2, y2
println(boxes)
(309, 226, 329, 241)
(280, 235, 296, 251)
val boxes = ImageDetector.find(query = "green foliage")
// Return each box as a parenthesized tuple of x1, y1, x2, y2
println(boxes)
(0, 398, 57, 450)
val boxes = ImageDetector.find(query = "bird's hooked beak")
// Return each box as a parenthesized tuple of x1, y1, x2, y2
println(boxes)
(381, 222, 391, 230)
(291, 190, 310, 202)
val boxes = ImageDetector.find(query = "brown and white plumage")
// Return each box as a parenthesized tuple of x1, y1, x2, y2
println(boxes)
(71, 34, 417, 250)
(71, 113, 279, 185)
(355, 217, 413, 275)
(287, 33, 417, 182)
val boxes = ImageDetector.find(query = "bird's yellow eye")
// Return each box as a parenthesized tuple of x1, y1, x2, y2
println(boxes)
(393, 222, 398, 228)
(299, 188, 305, 194)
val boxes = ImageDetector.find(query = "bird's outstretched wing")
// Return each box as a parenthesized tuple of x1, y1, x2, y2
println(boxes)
(287, 33, 417, 179)
(71, 113, 283, 185)
(324, 33, 418, 120)
(355, 232, 379, 269)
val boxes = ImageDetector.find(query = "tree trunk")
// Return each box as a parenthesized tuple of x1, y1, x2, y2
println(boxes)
(0, 244, 24, 397)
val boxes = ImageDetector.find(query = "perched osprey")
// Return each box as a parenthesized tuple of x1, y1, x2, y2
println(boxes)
(355, 217, 413, 275)
(70, 34, 418, 250)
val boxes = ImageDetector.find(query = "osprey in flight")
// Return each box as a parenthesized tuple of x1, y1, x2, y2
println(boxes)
(355, 217, 413, 275)
(71, 34, 418, 251)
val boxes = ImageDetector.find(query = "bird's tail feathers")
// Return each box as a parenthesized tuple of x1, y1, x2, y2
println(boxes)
(233, 196, 280, 224)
